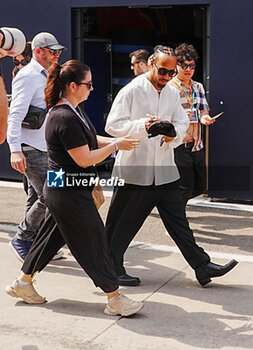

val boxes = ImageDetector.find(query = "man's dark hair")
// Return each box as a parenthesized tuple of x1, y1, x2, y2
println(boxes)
(152, 45, 175, 62)
(129, 49, 149, 63)
(175, 43, 199, 65)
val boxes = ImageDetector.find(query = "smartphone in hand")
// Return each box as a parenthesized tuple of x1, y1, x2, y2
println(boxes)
(211, 112, 224, 120)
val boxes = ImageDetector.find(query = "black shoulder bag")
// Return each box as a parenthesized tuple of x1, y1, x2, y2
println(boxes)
(22, 106, 48, 129)
(21, 70, 48, 129)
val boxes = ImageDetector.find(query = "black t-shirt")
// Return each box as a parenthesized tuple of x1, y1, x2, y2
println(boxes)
(46, 104, 97, 176)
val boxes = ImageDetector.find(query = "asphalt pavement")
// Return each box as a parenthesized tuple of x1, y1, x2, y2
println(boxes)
(1, 181, 253, 350)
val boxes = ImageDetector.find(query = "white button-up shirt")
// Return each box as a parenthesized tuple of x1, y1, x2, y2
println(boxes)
(105, 73, 189, 186)
(7, 58, 48, 153)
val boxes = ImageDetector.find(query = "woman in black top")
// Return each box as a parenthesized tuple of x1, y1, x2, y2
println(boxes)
(6, 59, 143, 317)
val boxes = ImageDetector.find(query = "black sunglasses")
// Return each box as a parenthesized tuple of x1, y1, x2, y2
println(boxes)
(79, 81, 93, 90)
(154, 62, 177, 77)
(43, 48, 63, 56)
(13, 58, 30, 66)
(178, 62, 196, 70)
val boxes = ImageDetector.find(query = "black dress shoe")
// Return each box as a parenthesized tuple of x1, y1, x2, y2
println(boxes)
(195, 259, 238, 286)
(117, 274, 141, 286)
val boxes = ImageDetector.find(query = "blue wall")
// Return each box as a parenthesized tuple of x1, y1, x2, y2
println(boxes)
(0, 0, 72, 92)
(208, 0, 253, 200)
(0, 0, 73, 181)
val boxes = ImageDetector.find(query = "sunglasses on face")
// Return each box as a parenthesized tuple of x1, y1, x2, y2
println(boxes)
(178, 62, 196, 70)
(43, 48, 63, 56)
(79, 81, 93, 90)
(154, 62, 177, 77)
(13, 58, 29, 66)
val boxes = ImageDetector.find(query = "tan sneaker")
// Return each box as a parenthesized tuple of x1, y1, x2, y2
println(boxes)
(104, 293, 143, 316)
(6, 279, 47, 304)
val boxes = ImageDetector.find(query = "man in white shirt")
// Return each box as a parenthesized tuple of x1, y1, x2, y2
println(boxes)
(7, 32, 66, 261)
(105, 46, 237, 287)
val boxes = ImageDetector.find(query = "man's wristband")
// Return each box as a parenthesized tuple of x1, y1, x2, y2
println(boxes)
(113, 141, 119, 152)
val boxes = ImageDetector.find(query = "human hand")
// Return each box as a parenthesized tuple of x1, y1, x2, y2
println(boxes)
(0, 48, 8, 58)
(0, 33, 15, 58)
(0, 48, 15, 58)
(145, 114, 161, 131)
(185, 109, 194, 120)
(201, 114, 215, 125)
(161, 135, 175, 143)
(148, 120, 176, 139)
(10, 151, 27, 174)
(115, 136, 140, 151)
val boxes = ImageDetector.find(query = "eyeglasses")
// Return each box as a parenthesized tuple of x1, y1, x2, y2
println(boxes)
(43, 48, 63, 56)
(13, 58, 30, 66)
(178, 62, 196, 70)
(131, 61, 141, 67)
(154, 62, 177, 77)
(79, 81, 93, 90)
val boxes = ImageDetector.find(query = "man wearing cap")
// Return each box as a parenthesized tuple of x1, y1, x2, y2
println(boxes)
(7, 32, 66, 261)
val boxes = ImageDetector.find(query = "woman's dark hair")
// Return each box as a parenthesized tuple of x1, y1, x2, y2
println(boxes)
(175, 43, 199, 65)
(45, 59, 90, 109)
(22, 41, 32, 60)
(12, 41, 32, 77)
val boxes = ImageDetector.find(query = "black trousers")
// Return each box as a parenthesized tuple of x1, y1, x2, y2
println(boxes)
(174, 145, 206, 206)
(22, 187, 119, 293)
(106, 181, 210, 275)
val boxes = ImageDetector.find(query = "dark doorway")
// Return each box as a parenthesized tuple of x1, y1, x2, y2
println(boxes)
(72, 5, 208, 133)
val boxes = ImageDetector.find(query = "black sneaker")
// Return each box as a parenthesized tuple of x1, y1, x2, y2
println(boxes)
(117, 274, 141, 286)
(9, 237, 33, 262)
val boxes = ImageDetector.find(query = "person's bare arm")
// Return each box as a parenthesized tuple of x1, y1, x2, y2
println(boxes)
(96, 135, 116, 148)
(0, 75, 8, 144)
(68, 136, 140, 168)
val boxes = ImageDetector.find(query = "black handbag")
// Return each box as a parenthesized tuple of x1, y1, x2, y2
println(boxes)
(22, 106, 47, 129)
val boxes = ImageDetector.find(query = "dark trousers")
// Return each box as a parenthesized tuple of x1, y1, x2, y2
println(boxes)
(105, 181, 210, 275)
(22, 187, 119, 293)
(174, 145, 206, 206)
(16, 149, 48, 241)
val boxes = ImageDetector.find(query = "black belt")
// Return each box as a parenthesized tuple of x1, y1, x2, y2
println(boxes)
(184, 142, 194, 149)
(21, 144, 37, 151)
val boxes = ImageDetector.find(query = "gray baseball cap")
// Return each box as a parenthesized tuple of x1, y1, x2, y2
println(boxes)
(31, 32, 66, 51)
